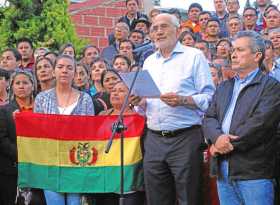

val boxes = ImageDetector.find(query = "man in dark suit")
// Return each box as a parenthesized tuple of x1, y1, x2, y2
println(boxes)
(203, 30, 280, 205)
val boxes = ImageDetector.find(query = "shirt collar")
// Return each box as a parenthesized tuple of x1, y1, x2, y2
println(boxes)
(155, 42, 185, 59)
(235, 68, 259, 84)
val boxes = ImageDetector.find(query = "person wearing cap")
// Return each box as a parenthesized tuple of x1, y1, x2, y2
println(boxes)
(0, 69, 10, 106)
(118, 0, 148, 31)
(181, 3, 203, 33)
(132, 17, 151, 35)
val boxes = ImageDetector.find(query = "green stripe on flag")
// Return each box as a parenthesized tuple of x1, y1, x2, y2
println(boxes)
(18, 162, 143, 193)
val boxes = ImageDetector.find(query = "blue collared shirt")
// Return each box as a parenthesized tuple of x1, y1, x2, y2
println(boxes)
(143, 42, 215, 130)
(222, 68, 259, 134)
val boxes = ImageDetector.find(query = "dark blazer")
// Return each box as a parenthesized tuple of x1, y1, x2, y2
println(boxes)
(203, 71, 280, 180)
(0, 100, 19, 175)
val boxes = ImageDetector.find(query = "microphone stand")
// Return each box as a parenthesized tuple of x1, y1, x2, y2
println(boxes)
(105, 67, 141, 205)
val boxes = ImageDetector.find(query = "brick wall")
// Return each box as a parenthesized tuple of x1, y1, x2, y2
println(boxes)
(69, 0, 140, 50)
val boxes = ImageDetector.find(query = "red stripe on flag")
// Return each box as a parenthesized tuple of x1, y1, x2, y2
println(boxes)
(15, 113, 145, 141)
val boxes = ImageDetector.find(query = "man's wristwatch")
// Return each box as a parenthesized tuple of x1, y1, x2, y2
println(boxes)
(180, 96, 188, 106)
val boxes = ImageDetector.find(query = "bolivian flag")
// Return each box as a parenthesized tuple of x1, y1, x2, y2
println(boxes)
(16, 112, 145, 193)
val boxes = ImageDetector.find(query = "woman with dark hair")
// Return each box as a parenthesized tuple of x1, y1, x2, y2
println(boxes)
(81, 45, 100, 67)
(215, 38, 232, 62)
(34, 55, 94, 205)
(0, 70, 39, 205)
(96, 81, 145, 205)
(178, 30, 196, 47)
(59, 43, 76, 58)
(112, 54, 131, 73)
(92, 69, 121, 115)
(35, 57, 55, 92)
(89, 57, 110, 96)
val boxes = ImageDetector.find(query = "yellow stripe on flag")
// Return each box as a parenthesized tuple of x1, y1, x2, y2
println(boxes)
(17, 136, 142, 167)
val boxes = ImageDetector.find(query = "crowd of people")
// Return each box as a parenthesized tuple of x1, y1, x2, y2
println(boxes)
(1, 0, 280, 204)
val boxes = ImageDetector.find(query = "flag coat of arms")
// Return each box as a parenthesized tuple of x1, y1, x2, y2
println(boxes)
(16, 112, 145, 193)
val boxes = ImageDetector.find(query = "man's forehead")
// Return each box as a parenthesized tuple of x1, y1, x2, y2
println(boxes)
(232, 37, 250, 46)
(153, 15, 171, 24)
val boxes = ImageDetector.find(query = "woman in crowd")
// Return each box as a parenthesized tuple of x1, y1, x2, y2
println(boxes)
(34, 55, 94, 205)
(59, 43, 76, 59)
(81, 45, 100, 67)
(215, 38, 232, 62)
(178, 30, 196, 47)
(0, 70, 43, 205)
(90, 58, 112, 114)
(35, 57, 55, 92)
(112, 54, 131, 73)
(0, 68, 10, 106)
(100, 69, 142, 115)
(100, 69, 122, 94)
(74, 63, 91, 95)
(97, 81, 145, 205)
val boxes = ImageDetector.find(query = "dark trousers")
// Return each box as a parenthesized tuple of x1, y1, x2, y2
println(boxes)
(143, 127, 204, 205)
(0, 174, 17, 205)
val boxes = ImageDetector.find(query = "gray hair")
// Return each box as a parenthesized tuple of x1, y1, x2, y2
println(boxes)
(233, 30, 265, 67)
(154, 13, 180, 28)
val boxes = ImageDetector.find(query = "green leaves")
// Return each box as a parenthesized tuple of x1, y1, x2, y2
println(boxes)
(0, 0, 87, 56)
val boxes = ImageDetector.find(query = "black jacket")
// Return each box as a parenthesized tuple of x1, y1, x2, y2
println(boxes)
(118, 12, 148, 31)
(0, 100, 19, 175)
(203, 71, 280, 180)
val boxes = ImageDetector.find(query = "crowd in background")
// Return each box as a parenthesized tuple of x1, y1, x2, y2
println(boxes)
(1, 0, 280, 204)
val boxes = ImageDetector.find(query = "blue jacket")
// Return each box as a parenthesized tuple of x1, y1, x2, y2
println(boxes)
(203, 71, 280, 179)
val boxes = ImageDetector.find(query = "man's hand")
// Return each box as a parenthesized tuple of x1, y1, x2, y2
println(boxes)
(209, 144, 220, 157)
(160, 92, 183, 107)
(214, 134, 239, 154)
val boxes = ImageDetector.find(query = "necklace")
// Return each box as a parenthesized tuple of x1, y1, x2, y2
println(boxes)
(57, 88, 73, 115)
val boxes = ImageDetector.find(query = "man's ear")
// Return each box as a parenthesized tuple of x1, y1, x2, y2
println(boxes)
(255, 51, 263, 64)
